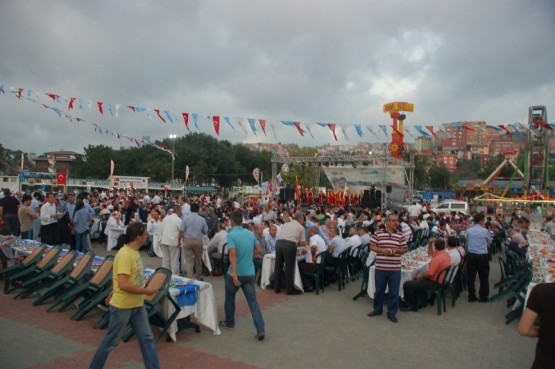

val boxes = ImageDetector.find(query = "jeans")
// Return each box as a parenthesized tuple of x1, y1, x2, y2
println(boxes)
(75, 231, 89, 252)
(224, 274, 265, 335)
(20, 230, 33, 240)
(373, 269, 401, 317)
(33, 218, 41, 241)
(89, 306, 159, 369)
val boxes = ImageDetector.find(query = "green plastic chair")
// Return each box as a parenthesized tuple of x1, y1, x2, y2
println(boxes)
(71, 287, 112, 321)
(4, 246, 62, 294)
(324, 248, 350, 291)
(48, 255, 114, 313)
(33, 251, 95, 306)
(14, 250, 78, 299)
(352, 249, 371, 301)
(423, 266, 454, 316)
(122, 267, 178, 343)
(503, 269, 533, 324)
(301, 250, 328, 295)
(489, 266, 532, 304)
(0, 245, 46, 280)
(347, 245, 362, 278)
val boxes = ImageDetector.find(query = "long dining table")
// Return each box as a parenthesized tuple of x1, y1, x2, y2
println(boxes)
(522, 226, 555, 307)
(367, 246, 430, 299)
(259, 252, 305, 292)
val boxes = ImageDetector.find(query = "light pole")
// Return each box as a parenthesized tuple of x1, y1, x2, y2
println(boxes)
(169, 134, 177, 186)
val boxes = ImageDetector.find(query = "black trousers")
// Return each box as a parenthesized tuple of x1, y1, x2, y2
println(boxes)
(274, 240, 297, 293)
(403, 279, 435, 308)
(2, 214, 20, 237)
(466, 253, 490, 300)
(40, 223, 58, 245)
(298, 261, 318, 289)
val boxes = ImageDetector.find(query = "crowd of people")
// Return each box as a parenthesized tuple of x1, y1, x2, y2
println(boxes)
(2, 187, 554, 367)
(0, 187, 535, 300)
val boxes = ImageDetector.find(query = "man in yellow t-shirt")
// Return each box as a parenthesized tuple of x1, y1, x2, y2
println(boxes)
(89, 223, 159, 369)
(110, 245, 146, 308)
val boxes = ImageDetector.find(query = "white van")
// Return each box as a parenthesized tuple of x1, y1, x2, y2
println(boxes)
(430, 200, 469, 216)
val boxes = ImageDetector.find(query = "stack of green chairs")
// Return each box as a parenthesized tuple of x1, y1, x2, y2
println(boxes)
(14, 250, 77, 299)
(4, 246, 62, 294)
(33, 251, 95, 306)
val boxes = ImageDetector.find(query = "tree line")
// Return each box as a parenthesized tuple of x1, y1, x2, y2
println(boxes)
(71, 133, 273, 187)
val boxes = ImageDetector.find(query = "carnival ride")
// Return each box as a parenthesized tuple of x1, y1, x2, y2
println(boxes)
(474, 106, 552, 212)
(525, 106, 551, 196)
(383, 102, 414, 159)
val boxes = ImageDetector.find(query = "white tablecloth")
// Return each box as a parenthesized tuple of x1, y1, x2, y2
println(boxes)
(161, 276, 221, 341)
(202, 243, 212, 273)
(105, 226, 126, 250)
(260, 253, 304, 292)
(367, 262, 428, 299)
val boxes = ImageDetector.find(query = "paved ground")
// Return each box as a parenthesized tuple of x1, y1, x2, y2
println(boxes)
(0, 242, 537, 369)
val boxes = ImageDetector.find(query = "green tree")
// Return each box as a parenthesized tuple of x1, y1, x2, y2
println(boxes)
(413, 154, 432, 190)
(71, 145, 115, 179)
(450, 158, 482, 183)
(0, 144, 32, 175)
(281, 145, 322, 188)
(67, 136, 329, 188)
(429, 164, 450, 189)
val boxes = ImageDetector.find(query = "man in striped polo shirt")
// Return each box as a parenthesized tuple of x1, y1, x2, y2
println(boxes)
(367, 213, 408, 323)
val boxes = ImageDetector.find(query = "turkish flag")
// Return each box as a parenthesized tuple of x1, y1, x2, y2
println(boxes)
(213, 116, 220, 135)
(57, 172, 66, 185)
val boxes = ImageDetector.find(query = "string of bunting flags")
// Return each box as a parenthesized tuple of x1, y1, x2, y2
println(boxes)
(0, 83, 544, 144)
(0, 84, 177, 157)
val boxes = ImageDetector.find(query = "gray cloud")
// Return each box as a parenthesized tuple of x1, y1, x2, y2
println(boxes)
(0, 0, 553, 154)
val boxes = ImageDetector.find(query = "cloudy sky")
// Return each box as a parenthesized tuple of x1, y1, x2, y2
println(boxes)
(0, 0, 554, 155)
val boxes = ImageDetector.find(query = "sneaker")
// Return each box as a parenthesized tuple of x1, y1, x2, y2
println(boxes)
(219, 320, 234, 329)
(255, 333, 265, 341)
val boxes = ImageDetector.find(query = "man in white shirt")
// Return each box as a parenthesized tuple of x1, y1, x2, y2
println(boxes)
(146, 208, 162, 257)
(260, 204, 277, 222)
(327, 226, 349, 259)
(179, 196, 191, 217)
(159, 206, 184, 275)
(299, 226, 327, 292)
(39, 193, 61, 245)
(407, 202, 422, 220)
(207, 220, 229, 275)
(264, 224, 278, 254)
(359, 226, 371, 246)
(400, 219, 413, 244)
(336, 213, 346, 235)
(345, 226, 362, 249)
(543, 216, 555, 239)
(152, 193, 162, 205)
